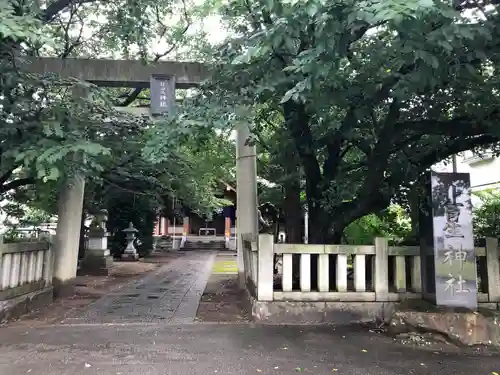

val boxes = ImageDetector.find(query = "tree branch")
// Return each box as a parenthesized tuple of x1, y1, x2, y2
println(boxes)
(0, 178, 36, 195)
(0, 167, 17, 186)
(396, 109, 500, 138)
(412, 135, 500, 168)
(118, 0, 192, 107)
(321, 107, 359, 183)
(41, 0, 98, 23)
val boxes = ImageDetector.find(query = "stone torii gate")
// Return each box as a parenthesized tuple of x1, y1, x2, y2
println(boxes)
(24, 57, 257, 293)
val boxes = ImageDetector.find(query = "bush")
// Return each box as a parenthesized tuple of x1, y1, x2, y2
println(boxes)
(473, 190, 500, 242)
(343, 205, 412, 245)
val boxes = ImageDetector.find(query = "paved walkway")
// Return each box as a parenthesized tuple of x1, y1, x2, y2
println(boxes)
(62, 251, 216, 324)
(1, 324, 499, 374)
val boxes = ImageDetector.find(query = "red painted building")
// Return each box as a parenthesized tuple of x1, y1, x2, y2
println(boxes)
(154, 182, 237, 240)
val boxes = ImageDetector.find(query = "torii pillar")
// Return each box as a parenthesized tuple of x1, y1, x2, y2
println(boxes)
(236, 123, 259, 286)
(53, 173, 85, 296)
(52, 88, 88, 296)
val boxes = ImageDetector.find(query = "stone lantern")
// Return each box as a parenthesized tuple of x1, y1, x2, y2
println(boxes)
(80, 209, 113, 275)
(95, 209, 108, 229)
(121, 222, 139, 261)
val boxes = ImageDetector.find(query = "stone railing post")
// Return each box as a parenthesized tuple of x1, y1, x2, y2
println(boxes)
(0, 245, 5, 290)
(374, 237, 389, 301)
(257, 234, 274, 301)
(486, 237, 500, 302)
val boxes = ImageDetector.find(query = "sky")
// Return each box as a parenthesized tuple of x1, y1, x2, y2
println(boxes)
(62, 0, 228, 61)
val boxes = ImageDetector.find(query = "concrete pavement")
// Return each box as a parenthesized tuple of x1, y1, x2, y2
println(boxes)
(62, 252, 215, 325)
(1, 251, 499, 375)
(0, 323, 498, 375)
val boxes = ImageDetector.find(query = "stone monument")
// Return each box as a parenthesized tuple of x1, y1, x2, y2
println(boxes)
(80, 209, 113, 276)
(419, 171, 477, 309)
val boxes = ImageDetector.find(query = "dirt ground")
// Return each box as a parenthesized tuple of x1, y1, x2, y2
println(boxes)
(196, 255, 251, 323)
(4, 252, 182, 327)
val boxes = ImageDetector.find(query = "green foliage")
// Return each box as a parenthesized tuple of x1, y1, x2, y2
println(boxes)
(0, 190, 54, 243)
(143, 117, 236, 216)
(344, 214, 386, 245)
(0, 0, 232, 217)
(473, 190, 500, 241)
(166, 0, 500, 242)
(0, 1, 47, 43)
(344, 205, 412, 245)
(106, 190, 158, 258)
(35, 0, 219, 61)
(2, 203, 52, 227)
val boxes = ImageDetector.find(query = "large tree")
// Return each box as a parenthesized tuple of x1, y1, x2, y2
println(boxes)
(165, 0, 500, 243)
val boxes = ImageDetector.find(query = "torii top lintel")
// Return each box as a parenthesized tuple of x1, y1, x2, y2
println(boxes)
(23, 57, 209, 89)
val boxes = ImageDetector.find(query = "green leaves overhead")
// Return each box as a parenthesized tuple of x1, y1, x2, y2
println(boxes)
(0, 2, 47, 43)
(142, 114, 236, 216)
(171, 0, 500, 241)
(0, 0, 225, 212)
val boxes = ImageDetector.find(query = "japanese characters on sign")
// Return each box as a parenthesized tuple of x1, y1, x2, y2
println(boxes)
(150, 74, 175, 116)
(430, 171, 477, 308)
(443, 245, 470, 294)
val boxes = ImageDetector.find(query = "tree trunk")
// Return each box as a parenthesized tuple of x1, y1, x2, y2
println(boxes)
(307, 202, 330, 290)
(308, 203, 332, 244)
(78, 211, 86, 259)
(282, 177, 302, 286)
(408, 179, 425, 241)
(283, 179, 302, 244)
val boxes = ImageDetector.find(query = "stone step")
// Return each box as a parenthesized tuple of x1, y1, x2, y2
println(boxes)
(183, 242, 226, 250)
(186, 242, 225, 246)
(154, 239, 173, 252)
(184, 246, 226, 249)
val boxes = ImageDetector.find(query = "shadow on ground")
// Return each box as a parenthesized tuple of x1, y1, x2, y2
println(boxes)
(196, 253, 250, 323)
(3, 252, 182, 327)
(0, 323, 499, 375)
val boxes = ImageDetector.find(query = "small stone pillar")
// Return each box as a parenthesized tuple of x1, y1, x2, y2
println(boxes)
(121, 222, 139, 261)
(80, 209, 113, 276)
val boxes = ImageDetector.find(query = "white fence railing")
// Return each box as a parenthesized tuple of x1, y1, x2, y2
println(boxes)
(242, 234, 500, 304)
(0, 241, 53, 301)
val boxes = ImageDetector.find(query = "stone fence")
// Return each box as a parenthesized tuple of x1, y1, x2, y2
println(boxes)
(241, 234, 500, 323)
(0, 241, 54, 321)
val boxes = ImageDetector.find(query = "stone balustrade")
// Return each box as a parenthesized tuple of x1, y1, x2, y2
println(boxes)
(242, 234, 500, 307)
(0, 241, 53, 300)
(241, 234, 258, 295)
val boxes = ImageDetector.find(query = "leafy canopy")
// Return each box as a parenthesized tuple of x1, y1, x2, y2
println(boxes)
(1, 0, 233, 220)
(163, 0, 500, 241)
